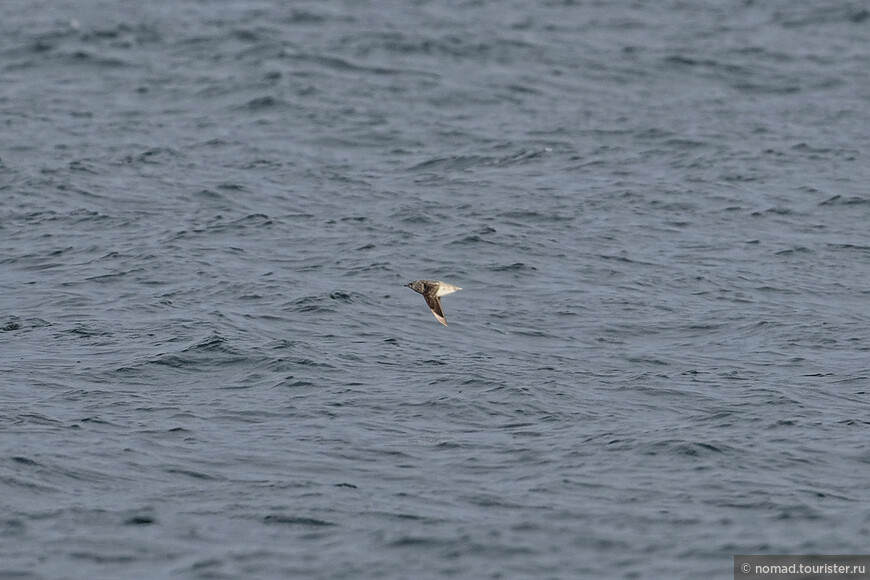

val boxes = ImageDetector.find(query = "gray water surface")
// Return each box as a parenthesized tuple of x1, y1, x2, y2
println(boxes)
(1, 1, 869, 578)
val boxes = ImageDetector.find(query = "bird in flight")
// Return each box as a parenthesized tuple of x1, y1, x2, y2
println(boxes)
(405, 279, 462, 326)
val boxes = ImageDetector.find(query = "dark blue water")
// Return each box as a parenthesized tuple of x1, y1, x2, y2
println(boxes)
(2, 1, 869, 578)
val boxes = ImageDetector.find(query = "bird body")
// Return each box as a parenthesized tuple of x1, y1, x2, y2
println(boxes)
(405, 279, 461, 326)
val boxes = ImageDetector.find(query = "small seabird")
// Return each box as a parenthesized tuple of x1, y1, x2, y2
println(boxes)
(405, 279, 462, 326)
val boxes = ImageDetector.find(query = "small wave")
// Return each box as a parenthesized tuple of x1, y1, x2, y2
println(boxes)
(776, 6, 869, 27)
(238, 95, 289, 111)
(283, 51, 413, 76)
(409, 148, 553, 172)
(122, 147, 182, 166)
(639, 440, 731, 457)
(124, 515, 156, 526)
(827, 243, 870, 252)
(498, 210, 574, 223)
(0, 317, 22, 332)
(450, 226, 497, 245)
(819, 195, 869, 206)
(283, 9, 331, 25)
(165, 467, 220, 480)
(80, 23, 162, 46)
(58, 50, 130, 68)
(286, 290, 362, 313)
(263, 515, 335, 526)
(389, 207, 441, 224)
(773, 247, 813, 256)
(489, 262, 536, 272)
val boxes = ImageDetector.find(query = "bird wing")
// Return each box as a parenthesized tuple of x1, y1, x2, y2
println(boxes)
(423, 294, 448, 326)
